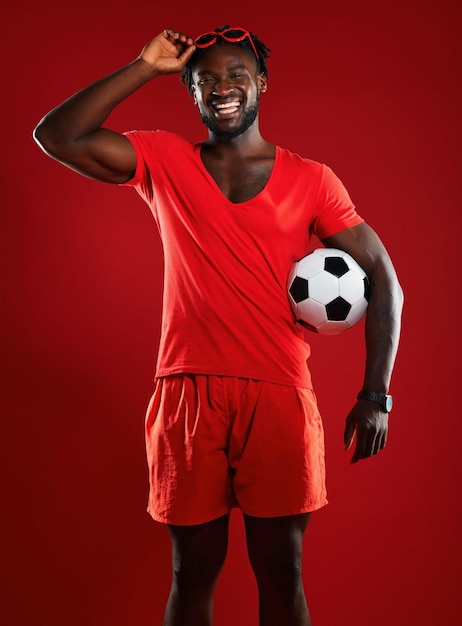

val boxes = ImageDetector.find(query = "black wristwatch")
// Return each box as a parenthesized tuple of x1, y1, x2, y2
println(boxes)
(357, 390, 393, 413)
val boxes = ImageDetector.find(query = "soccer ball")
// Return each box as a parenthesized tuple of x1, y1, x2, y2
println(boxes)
(287, 248, 370, 335)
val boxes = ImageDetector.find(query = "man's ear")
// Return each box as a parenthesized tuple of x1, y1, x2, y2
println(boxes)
(258, 73, 268, 93)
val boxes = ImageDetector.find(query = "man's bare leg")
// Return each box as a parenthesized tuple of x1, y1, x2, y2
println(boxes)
(244, 513, 312, 626)
(162, 514, 230, 626)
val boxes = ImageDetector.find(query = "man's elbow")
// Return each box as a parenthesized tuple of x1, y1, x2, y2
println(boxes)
(33, 119, 53, 155)
(33, 117, 66, 159)
(385, 267, 404, 316)
(371, 257, 404, 312)
(395, 278, 404, 313)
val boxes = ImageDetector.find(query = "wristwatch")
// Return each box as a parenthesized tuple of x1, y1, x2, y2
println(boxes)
(357, 390, 393, 413)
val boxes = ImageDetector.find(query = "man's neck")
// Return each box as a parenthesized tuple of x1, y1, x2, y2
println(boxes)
(203, 128, 272, 159)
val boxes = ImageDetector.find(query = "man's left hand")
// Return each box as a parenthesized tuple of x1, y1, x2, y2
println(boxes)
(344, 400, 388, 463)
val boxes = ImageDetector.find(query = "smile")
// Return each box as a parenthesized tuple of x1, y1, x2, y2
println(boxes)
(212, 99, 241, 117)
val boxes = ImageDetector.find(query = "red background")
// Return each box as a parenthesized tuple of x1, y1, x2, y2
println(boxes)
(2, 1, 461, 624)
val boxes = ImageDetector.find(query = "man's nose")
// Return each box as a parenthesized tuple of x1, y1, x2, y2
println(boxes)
(212, 79, 233, 96)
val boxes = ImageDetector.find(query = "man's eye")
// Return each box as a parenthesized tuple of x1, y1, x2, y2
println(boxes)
(198, 77, 214, 84)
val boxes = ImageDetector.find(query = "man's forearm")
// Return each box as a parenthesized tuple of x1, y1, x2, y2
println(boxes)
(362, 260, 404, 393)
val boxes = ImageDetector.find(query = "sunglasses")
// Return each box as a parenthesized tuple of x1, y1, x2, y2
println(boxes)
(194, 27, 258, 59)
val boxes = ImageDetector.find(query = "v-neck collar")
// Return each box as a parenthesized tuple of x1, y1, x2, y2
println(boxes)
(193, 143, 280, 206)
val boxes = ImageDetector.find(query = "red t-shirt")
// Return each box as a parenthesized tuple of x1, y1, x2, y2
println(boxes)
(123, 130, 363, 387)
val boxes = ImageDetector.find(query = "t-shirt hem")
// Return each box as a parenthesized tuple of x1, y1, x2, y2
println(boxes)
(155, 364, 313, 390)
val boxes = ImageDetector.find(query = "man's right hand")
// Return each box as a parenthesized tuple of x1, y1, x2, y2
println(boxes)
(139, 29, 196, 76)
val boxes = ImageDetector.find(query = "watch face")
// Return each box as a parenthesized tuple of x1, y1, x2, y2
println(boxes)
(385, 396, 393, 412)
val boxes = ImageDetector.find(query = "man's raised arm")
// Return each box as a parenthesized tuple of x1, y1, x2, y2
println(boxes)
(33, 29, 196, 184)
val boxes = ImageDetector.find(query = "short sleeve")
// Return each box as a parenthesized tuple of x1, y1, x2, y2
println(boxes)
(120, 130, 160, 207)
(310, 165, 363, 240)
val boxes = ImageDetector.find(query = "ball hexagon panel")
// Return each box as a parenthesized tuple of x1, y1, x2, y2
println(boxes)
(297, 297, 329, 327)
(308, 271, 339, 305)
(295, 253, 325, 278)
(338, 271, 367, 304)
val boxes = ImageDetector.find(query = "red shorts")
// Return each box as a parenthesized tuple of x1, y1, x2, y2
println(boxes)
(145, 375, 328, 525)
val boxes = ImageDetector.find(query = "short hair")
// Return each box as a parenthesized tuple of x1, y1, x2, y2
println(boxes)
(180, 25, 271, 94)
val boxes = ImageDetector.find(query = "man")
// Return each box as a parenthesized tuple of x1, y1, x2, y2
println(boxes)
(34, 26, 403, 626)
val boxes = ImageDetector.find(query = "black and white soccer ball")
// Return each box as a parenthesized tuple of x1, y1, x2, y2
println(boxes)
(287, 248, 370, 335)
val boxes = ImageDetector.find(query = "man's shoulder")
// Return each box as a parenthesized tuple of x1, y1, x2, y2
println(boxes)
(277, 146, 326, 179)
(123, 130, 199, 171)
(124, 129, 194, 148)
(278, 145, 324, 170)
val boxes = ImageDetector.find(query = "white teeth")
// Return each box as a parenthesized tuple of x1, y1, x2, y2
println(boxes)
(217, 107, 238, 115)
(215, 101, 240, 109)
(213, 101, 240, 116)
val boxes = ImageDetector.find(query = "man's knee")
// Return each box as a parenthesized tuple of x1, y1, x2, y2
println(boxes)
(249, 548, 304, 586)
(171, 551, 226, 590)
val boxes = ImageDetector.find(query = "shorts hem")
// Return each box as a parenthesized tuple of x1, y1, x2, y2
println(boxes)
(147, 506, 234, 526)
(147, 499, 328, 525)
(239, 498, 329, 518)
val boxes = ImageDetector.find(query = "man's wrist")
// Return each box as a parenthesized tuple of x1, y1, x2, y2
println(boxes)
(133, 57, 161, 79)
(357, 390, 393, 413)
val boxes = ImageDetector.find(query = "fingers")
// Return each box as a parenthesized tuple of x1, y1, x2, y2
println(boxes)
(374, 429, 387, 455)
(178, 42, 197, 65)
(163, 29, 194, 49)
(350, 424, 387, 464)
(345, 408, 388, 464)
(343, 417, 356, 451)
(162, 29, 195, 66)
(140, 29, 195, 74)
(351, 429, 370, 464)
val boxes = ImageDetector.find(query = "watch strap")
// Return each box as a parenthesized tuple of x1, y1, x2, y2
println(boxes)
(357, 390, 393, 412)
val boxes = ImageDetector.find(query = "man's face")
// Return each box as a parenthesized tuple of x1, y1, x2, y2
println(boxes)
(191, 43, 267, 140)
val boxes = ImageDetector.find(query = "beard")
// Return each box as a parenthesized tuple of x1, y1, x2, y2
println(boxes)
(200, 98, 260, 140)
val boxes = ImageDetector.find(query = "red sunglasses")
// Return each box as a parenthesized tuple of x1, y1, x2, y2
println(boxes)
(194, 27, 258, 59)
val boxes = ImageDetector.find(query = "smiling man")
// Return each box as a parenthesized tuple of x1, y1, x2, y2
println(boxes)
(33, 26, 403, 626)
(189, 33, 264, 140)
